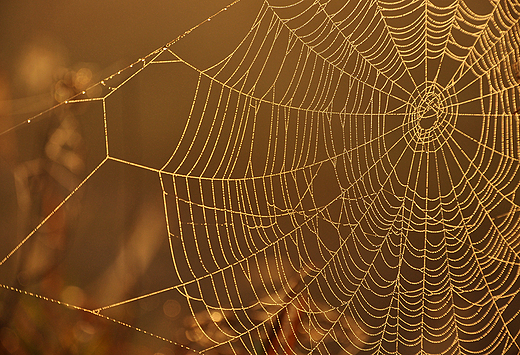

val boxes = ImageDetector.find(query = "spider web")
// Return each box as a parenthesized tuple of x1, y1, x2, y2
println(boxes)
(2, 0, 520, 354)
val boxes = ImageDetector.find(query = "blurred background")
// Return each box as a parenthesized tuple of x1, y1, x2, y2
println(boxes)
(0, 1, 261, 354)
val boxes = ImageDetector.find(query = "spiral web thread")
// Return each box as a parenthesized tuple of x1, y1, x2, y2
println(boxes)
(3, 0, 520, 354)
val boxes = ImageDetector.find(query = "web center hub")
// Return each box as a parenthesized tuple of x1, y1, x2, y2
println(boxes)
(402, 81, 458, 152)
